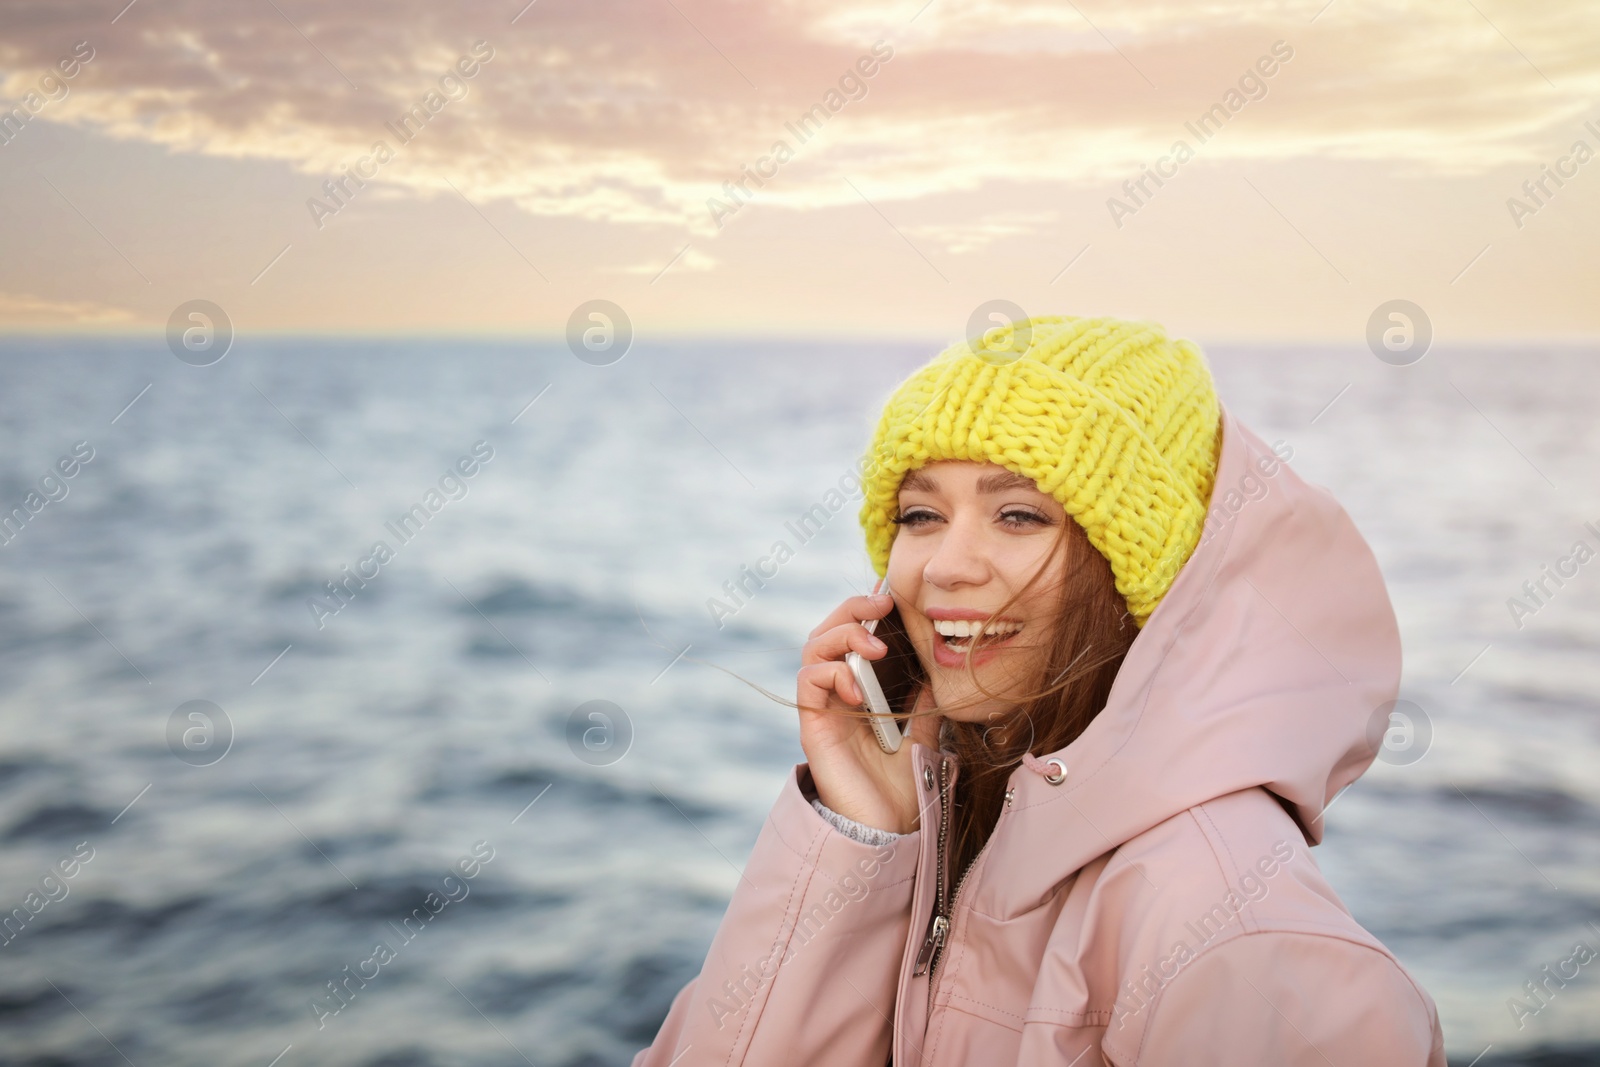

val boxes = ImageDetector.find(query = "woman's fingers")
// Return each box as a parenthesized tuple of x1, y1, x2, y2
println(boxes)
(796, 660, 861, 708)
(806, 591, 895, 641)
(801, 619, 888, 668)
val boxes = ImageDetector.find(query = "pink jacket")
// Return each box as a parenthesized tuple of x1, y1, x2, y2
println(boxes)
(633, 407, 1447, 1066)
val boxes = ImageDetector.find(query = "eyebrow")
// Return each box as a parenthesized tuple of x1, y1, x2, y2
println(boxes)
(900, 468, 1040, 495)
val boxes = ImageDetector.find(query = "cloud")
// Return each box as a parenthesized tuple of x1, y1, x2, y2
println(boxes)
(2, 0, 1596, 232)
(904, 211, 1060, 254)
(619, 245, 718, 276)
(0, 291, 138, 325)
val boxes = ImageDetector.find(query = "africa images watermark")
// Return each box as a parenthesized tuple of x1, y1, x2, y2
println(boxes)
(0, 841, 96, 949)
(704, 470, 863, 629)
(1505, 519, 1600, 630)
(310, 839, 496, 1029)
(705, 432, 904, 629)
(705, 41, 895, 229)
(1106, 40, 1295, 228)
(0, 40, 95, 148)
(1194, 438, 1295, 552)
(1505, 115, 1600, 230)
(307, 40, 497, 230)
(1, 440, 96, 549)
(705, 840, 900, 1030)
(308, 439, 496, 629)
(1130, 435, 1297, 612)
(1112, 839, 1298, 1029)
(1507, 932, 1598, 1030)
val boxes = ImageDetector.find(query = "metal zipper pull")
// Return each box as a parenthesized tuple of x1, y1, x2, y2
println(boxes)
(912, 914, 949, 976)
(913, 755, 954, 979)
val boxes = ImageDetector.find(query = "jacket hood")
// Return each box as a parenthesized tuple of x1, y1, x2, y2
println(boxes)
(958, 403, 1402, 917)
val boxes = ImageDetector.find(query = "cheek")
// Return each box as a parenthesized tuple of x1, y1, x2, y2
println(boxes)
(884, 543, 922, 596)
(900, 607, 932, 648)
(1003, 546, 1067, 599)
(882, 554, 924, 630)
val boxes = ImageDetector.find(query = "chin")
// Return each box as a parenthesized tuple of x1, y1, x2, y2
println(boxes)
(922, 672, 1009, 722)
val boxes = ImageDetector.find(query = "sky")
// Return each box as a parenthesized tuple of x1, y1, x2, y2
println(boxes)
(0, 0, 1597, 341)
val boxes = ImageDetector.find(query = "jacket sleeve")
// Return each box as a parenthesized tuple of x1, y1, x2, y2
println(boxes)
(631, 762, 922, 1067)
(1119, 930, 1446, 1066)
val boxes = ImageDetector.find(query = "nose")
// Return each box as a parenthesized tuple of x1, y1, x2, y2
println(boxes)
(921, 512, 992, 590)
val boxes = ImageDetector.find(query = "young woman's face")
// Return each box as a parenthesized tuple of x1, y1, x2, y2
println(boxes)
(885, 460, 1069, 724)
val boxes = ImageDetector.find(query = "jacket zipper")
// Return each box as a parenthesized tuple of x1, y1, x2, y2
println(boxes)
(913, 754, 959, 979)
(932, 839, 980, 980)
(912, 752, 998, 988)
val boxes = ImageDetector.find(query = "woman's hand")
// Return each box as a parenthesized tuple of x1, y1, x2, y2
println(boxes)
(796, 585, 938, 835)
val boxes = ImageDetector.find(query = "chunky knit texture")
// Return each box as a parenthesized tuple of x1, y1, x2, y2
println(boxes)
(858, 315, 1222, 627)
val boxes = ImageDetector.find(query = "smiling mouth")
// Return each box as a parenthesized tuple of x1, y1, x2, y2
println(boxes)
(932, 619, 1024, 654)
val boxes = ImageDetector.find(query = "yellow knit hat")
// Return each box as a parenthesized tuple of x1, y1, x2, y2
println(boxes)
(858, 314, 1222, 628)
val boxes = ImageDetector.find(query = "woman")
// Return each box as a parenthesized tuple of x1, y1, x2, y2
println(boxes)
(633, 316, 1446, 1065)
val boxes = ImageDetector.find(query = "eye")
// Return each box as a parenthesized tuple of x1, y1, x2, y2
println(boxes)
(999, 508, 1051, 530)
(890, 508, 940, 528)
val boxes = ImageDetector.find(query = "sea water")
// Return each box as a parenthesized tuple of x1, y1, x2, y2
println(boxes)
(0, 337, 1595, 1066)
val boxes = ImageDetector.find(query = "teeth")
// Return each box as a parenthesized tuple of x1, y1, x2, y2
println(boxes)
(933, 619, 1023, 639)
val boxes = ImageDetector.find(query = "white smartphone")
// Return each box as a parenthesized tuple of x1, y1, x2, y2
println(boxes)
(846, 578, 903, 754)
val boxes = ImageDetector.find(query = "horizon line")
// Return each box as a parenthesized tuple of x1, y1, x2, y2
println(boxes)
(3, 327, 1599, 348)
